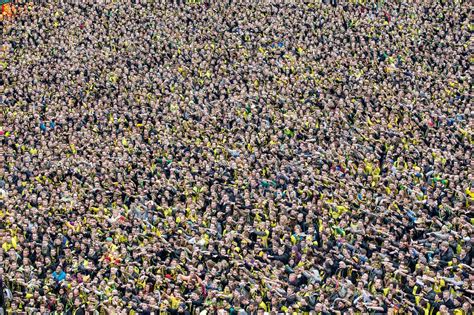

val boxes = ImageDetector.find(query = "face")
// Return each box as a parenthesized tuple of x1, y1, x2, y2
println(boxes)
(442, 291, 450, 300)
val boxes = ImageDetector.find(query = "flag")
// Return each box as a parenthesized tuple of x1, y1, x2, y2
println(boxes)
(1, 3, 14, 18)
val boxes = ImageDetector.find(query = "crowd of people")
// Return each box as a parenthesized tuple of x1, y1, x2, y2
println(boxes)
(1, 0, 473, 314)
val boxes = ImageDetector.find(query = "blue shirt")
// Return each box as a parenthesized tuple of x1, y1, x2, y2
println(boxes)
(52, 271, 66, 282)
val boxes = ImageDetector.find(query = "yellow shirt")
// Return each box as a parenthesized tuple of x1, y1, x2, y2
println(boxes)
(2, 236, 17, 251)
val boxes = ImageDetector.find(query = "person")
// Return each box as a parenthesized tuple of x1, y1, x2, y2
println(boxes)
(1, 0, 472, 313)
(52, 266, 66, 283)
(0, 275, 5, 315)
